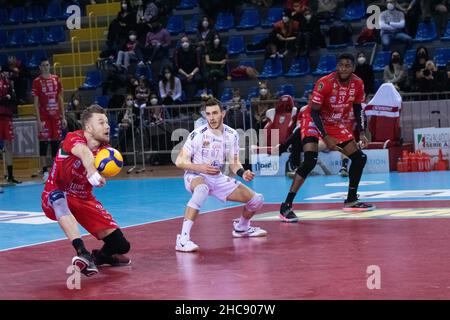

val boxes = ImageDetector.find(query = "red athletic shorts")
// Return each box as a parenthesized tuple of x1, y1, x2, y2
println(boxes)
(39, 117, 62, 141)
(42, 191, 119, 238)
(0, 118, 13, 141)
(301, 112, 354, 144)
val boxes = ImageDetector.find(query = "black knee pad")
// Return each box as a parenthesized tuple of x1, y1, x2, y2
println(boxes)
(103, 229, 130, 255)
(349, 150, 367, 167)
(296, 151, 318, 179)
(39, 141, 49, 157)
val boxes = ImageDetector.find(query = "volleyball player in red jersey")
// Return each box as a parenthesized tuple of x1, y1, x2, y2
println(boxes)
(279, 53, 375, 222)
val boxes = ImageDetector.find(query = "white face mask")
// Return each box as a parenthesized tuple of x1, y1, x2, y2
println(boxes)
(260, 88, 268, 95)
(213, 39, 220, 46)
(126, 100, 133, 106)
(181, 41, 190, 49)
(150, 98, 158, 105)
(202, 21, 209, 28)
(387, 3, 395, 10)
(357, 57, 366, 65)
(73, 99, 79, 106)
(129, 35, 136, 41)
(305, 14, 312, 21)
(122, 3, 127, 10)
(165, 73, 171, 79)
(233, 96, 240, 102)
(282, 16, 290, 23)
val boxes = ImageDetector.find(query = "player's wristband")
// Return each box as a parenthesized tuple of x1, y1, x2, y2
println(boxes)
(87, 171, 103, 187)
(236, 168, 245, 177)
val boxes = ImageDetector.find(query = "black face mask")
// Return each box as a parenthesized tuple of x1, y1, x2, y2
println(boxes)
(392, 57, 400, 63)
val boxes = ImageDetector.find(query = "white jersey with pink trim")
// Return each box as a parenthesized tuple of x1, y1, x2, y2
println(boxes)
(183, 123, 239, 173)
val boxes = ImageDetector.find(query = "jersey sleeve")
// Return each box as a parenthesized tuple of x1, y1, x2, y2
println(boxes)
(62, 132, 87, 155)
(310, 78, 331, 106)
(354, 80, 366, 104)
(31, 78, 39, 97)
(183, 130, 199, 156)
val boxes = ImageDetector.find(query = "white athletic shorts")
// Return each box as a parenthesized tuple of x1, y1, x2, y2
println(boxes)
(184, 172, 241, 202)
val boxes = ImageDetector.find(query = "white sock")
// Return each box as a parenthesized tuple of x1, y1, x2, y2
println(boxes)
(181, 219, 194, 239)
(235, 216, 250, 231)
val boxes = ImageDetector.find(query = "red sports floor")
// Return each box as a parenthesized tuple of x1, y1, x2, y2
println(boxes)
(2, 201, 450, 300)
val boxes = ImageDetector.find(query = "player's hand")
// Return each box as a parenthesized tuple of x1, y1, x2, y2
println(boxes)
(359, 133, 369, 149)
(242, 170, 255, 182)
(323, 135, 339, 151)
(198, 164, 220, 175)
(87, 171, 106, 187)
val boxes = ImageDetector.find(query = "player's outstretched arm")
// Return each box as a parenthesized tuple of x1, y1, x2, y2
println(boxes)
(175, 148, 220, 175)
(71, 144, 106, 187)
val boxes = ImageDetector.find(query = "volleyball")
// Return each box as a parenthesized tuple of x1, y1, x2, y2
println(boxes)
(95, 147, 123, 177)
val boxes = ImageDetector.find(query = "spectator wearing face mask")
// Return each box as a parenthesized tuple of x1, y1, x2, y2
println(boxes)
(196, 16, 217, 54)
(294, 6, 326, 56)
(159, 65, 182, 118)
(411, 46, 429, 91)
(117, 0, 135, 36)
(204, 35, 228, 98)
(114, 30, 144, 70)
(148, 93, 163, 123)
(174, 35, 202, 102)
(250, 81, 276, 130)
(383, 50, 407, 91)
(268, 9, 299, 61)
(118, 94, 138, 159)
(380, 0, 412, 51)
(144, 21, 171, 64)
(354, 52, 375, 94)
(135, 76, 150, 107)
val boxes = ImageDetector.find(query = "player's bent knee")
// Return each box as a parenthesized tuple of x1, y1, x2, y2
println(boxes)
(296, 151, 318, 179)
(187, 183, 209, 210)
(245, 193, 264, 212)
(349, 150, 367, 167)
(104, 229, 130, 254)
(49, 190, 71, 219)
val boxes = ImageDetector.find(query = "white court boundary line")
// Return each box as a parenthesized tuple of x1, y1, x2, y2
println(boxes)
(0, 204, 243, 253)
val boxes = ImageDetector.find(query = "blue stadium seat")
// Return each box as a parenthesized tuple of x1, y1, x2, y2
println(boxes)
(238, 59, 256, 68)
(285, 56, 310, 77)
(26, 27, 45, 46)
(0, 53, 7, 66)
(6, 29, 27, 47)
(94, 95, 110, 108)
(25, 5, 44, 23)
(177, 0, 198, 10)
(215, 12, 234, 32)
(135, 64, 153, 80)
(372, 51, 391, 72)
(299, 83, 314, 102)
(434, 48, 450, 67)
(0, 8, 7, 25)
(195, 88, 212, 99)
(403, 49, 416, 68)
(14, 51, 28, 66)
(41, 3, 62, 21)
(7, 7, 25, 24)
(312, 54, 337, 75)
(441, 20, 450, 41)
(237, 9, 260, 30)
(220, 87, 234, 102)
(45, 25, 66, 44)
(167, 15, 185, 35)
(341, 0, 366, 21)
(80, 70, 102, 89)
(414, 22, 438, 42)
(227, 35, 245, 56)
(259, 57, 283, 78)
(186, 14, 201, 34)
(246, 34, 268, 54)
(0, 30, 7, 47)
(27, 50, 48, 68)
(374, 78, 382, 92)
(276, 84, 296, 97)
(262, 7, 283, 28)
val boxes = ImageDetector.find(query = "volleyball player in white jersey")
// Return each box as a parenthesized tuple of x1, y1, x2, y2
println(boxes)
(175, 97, 267, 252)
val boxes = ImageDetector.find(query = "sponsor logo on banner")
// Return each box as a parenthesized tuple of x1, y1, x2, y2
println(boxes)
(414, 127, 450, 165)
(251, 153, 289, 176)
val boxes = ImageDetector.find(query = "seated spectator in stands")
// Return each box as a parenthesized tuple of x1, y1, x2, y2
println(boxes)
(149, 92, 163, 123)
(411, 46, 430, 91)
(380, 0, 412, 50)
(196, 16, 217, 56)
(250, 81, 276, 130)
(268, 9, 299, 60)
(117, 0, 135, 37)
(114, 30, 144, 70)
(396, 0, 421, 37)
(354, 52, 375, 94)
(134, 0, 150, 40)
(144, 21, 171, 64)
(205, 34, 228, 98)
(294, 6, 326, 56)
(118, 94, 137, 158)
(159, 65, 182, 118)
(416, 60, 450, 92)
(315, 0, 338, 21)
(224, 89, 247, 129)
(66, 91, 84, 132)
(326, 19, 353, 46)
(135, 75, 150, 107)
(5, 55, 29, 104)
(174, 35, 203, 102)
(383, 50, 408, 91)
(287, 0, 309, 13)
